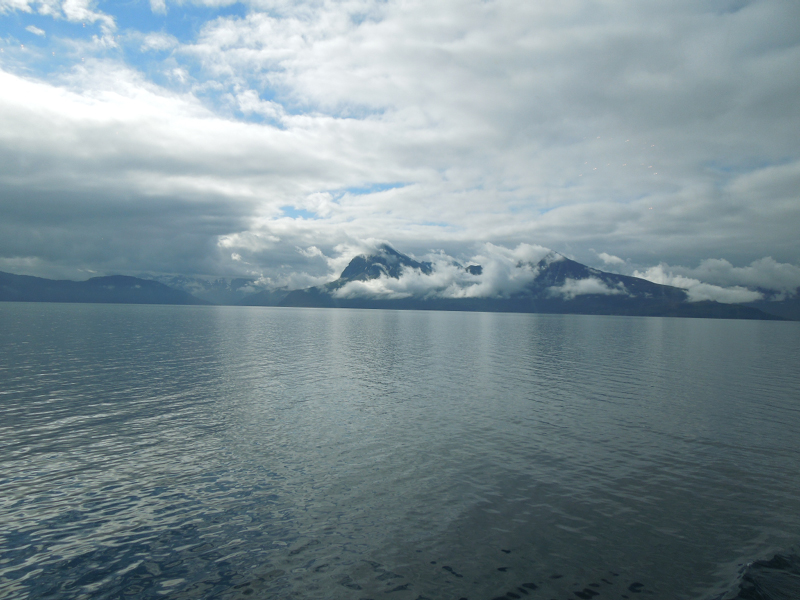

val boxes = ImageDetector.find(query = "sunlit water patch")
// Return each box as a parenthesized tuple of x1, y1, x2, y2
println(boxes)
(1, 304, 799, 599)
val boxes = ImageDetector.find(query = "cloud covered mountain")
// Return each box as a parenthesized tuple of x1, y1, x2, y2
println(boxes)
(1, 244, 791, 319)
(272, 245, 782, 320)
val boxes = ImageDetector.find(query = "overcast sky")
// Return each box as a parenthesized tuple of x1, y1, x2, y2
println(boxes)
(1, 0, 799, 299)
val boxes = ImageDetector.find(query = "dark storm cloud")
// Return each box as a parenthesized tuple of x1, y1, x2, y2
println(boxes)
(0, 184, 255, 278)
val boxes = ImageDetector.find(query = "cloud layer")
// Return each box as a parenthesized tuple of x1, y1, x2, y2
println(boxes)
(548, 278, 626, 301)
(0, 0, 798, 291)
(635, 257, 800, 303)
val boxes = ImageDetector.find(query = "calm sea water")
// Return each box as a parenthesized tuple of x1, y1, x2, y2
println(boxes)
(1, 303, 799, 600)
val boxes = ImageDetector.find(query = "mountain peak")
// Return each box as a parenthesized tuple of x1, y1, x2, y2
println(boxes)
(339, 245, 433, 282)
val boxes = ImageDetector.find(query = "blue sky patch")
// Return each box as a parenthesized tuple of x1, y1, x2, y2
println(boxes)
(103, 0, 247, 45)
(342, 182, 406, 196)
(280, 206, 318, 220)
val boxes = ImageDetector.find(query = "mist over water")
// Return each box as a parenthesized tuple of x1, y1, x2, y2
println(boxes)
(1, 304, 799, 600)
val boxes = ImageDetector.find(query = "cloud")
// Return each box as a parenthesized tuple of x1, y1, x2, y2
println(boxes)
(0, 0, 41, 14)
(665, 257, 800, 297)
(140, 32, 178, 52)
(333, 268, 441, 300)
(548, 278, 627, 300)
(149, 0, 166, 15)
(0, 0, 799, 284)
(25, 25, 45, 36)
(61, 0, 114, 31)
(634, 265, 764, 304)
(1, 0, 116, 37)
(446, 243, 557, 299)
(298, 245, 323, 259)
(633, 256, 800, 303)
(596, 251, 625, 266)
(235, 89, 286, 122)
(174, 0, 800, 266)
(255, 269, 332, 292)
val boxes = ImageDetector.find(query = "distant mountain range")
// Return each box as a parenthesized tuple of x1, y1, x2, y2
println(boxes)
(273, 245, 786, 320)
(1, 245, 796, 320)
(0, 272, 207, 305)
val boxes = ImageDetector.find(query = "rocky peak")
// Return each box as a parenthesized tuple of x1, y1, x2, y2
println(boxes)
(339, 244, 433, 281)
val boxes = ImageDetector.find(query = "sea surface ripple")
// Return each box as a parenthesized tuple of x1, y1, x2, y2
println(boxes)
(1, 304, 799, 600)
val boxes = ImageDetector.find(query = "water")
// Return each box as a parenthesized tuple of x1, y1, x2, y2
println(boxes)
(1, 303, 799, 600)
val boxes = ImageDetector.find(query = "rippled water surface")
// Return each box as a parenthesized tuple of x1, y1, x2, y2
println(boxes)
(1, 303, 799, 600)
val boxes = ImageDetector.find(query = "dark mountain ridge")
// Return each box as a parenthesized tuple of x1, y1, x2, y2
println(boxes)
(745, 295, 800, 321)
(0, 271, 208, 305)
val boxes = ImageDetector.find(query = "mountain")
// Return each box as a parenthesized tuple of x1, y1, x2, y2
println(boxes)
(744, 295, 800, 321)
(0, 272, 208, 305)
(2, 248, 791, 319)
(239, 287, 290, 306)
(150, 274, 268, 305)
(275, 245, 785, 320)
(338, 244, 434, 280)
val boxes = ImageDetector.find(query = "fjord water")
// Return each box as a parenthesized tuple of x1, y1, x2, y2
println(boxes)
(1, 304, 799, 600)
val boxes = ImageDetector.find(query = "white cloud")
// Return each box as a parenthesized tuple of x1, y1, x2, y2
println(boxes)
(596, 251, 625, 266)
(298, 245, 323, 259)
(149, 0, 166, 14)
(61, 0, 114, 30)
(445, 243, 557, 299)
(140, 32, 178, 52)
(151, 0, 800, 270)
(668, 257, 800, 296)
(333, 269, 432, 300)
(1, 1, 800, 281)
(235, 89, 286, 122)
(632, 256, 800, 303)
(25, 25, 45, 36)
(0, 0, 44, 14)
(634, 265, 764, 304)
(548, 278, 626, 300)
(0, 65, 367, 205)
(1, 0, 116, 40)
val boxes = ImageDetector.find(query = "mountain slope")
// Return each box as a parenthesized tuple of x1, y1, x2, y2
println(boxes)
(239, 287, 290, 306)
(0, 272, 208, 305)
(745, 295, 800, 321)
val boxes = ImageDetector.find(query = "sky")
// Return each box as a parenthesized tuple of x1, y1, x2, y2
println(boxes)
(1, 0, 799, 302)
